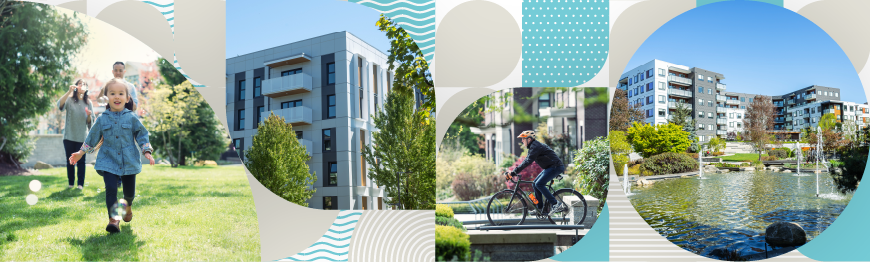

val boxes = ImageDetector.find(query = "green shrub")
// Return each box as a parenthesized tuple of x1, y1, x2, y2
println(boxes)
(627, 122, 692, 158)
(640, 152, 699, 176)
(767, 148, 789, 159)
(245, 113, 316, 207)
(436, 225, 471, 261)
(436, 204, 454, 218)
(833, 146, 867, 193)
(436, 216, 466, 231)
(574, 136, 610, 214)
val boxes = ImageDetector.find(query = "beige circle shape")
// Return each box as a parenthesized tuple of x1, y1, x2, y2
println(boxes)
(435, 87, 496, 149)
(434, 0, 520, 87)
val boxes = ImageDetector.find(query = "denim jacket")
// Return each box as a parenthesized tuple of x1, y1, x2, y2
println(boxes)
(80, 109, 152, 176)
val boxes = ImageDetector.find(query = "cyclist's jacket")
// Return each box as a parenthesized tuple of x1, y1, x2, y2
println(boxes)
(515, 139, 563, 173)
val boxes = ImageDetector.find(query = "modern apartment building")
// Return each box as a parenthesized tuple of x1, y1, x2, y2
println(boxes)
(226, 32, 394, 210)
(620, 59, 869, 141)
(471, 87, 608, 166)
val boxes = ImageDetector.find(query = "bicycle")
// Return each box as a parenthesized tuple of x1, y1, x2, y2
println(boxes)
(485, 171, 588, 226)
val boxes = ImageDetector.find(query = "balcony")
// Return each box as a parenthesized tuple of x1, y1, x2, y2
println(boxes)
(716, 83, 726, 90)
(725, 99, 740, 105)
(775, 118, 784, 123)
(667, 102, 692, 110)
(785, 116, 793, 121)
(716, 95, 726, 102)
(263, 106, 313, 126)
(667, 89, 692, 98)
(806, 93, 817, 100)
(716, 107, 727, 113)
(298, 139, 313, 156)
(787, 100, 795, 105)
(262, 73, 314, 98)
(717, 119, 727, 125)
(823, 109, 835, 115)
(716, 130, 727, 135)
(667, 75, 692, 86)
(539, 107, 576, 118)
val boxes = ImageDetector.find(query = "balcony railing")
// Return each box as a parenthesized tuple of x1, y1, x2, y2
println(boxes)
(787, 100, 795, 105)
(668, 102, 692, 110)
(716, 83, 726, 90)
(262, 73, 314, 98)
(775, 118, 784, 123)
(667, 75, 692, 86)
(806, 93, 817, 100)
(716, 107, 727, 113)
(716, 119, 727, 125)
(667, 89, 692, 98)
(823, 109, 835, 115)
(716, 95, 726, 101)
(785, 116, 793, 121)
(716, 130, 727, 135)
(725, 100, 740, 105)
(262, 106, 313, 126)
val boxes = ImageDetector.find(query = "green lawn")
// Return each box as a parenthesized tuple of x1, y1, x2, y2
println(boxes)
(0, 165, 260, 261)
(716, 153, 768, 162)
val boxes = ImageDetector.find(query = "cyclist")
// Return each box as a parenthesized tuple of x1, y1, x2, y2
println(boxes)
(506, 130, 566, 216)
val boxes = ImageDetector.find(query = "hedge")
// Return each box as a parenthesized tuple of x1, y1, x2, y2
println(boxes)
(640, 152, 699, 176)
(436, 225, 470, 261)
(436, 204, 454, 218)
(436, 216, 466, 231)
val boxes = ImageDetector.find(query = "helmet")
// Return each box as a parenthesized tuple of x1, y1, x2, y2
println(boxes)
(517, 130, 536, 139)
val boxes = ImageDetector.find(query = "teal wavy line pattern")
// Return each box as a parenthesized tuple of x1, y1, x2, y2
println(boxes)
(277, 210, 362, 262)
(348, 0, 435, 64)
(140, 0, 174, 35)
(522, 0, 609, 86)
(170, 54, 207, 88)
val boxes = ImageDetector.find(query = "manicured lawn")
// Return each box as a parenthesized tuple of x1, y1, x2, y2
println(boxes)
(0, 165, 260, 261)
(716, 153, 768, 162)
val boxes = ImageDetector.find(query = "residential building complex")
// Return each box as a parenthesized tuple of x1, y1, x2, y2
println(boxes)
(471, 87, 608, 166)
(226, 32, 394, 210)
(620, 59, 869, 141)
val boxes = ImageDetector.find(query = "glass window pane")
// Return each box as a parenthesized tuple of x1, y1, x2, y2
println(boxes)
(328, 107, 336, 118)
(328, 95, 336, 106)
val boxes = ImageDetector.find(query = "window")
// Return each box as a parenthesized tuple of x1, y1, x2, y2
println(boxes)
(658, 68, 665, 76)
(327, 63, 336, 85)
(737, 114, 742, 119)
(237, 109, 246, 130)
(699, 99, 704, 105)
(708, 89, 712, 95)
(282, 68, 302, 76)
(835, 93, 839, 97)
(741, 106, 746, 109)
(737, 123, 742, 128)
(538, 93, 550, 108)
(233, 138, 243, 152)
(323, 196, 338, 210)
(698, 74, 704, 80)
(698, 123, 704, 130)
(358, 57, 364, 87)
(729, 122, 734, 127)
(628, 90, 633, 98)
(708, 101, 713, 107)
(253, 77, 262, 97)
(698, 111, 704, 118)
(327, 162, 338, 186)
(629, 78, 633, 85)
(647, 96, 653, 104)
(729, 113, 734, 119)
(281, 100, 302, 109)
(707, 76, 713, 83)
(647, 69, 653, 78)
(640, 72, 645, 81)
(749, 98, 753, 103)
(740, 97, 745, 102)
(238, 80, 246, 100)
(708, 125, 713, 130)
(323, 129, 333, 151)
(658, 82, 665, 90)
(639, 86, 644, 93)
(327, 95, 336, 119)
(359, 87, 364, 118)
(658, 95, 665, 104)
(373, 65, 379, 111)
(635, 75, 639, 83)
(698, 87, 704, 93)
(647, 109, 653, 118)
(699, 136, 705, 141)
(658, 109, 665, 117)
(647, 82, 653, 91)
(256, 106, 264, 127)
(707, 112, 713, 118)
(295, 131, 303, 139)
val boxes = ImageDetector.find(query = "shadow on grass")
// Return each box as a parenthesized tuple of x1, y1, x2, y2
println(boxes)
(64, 226, 145, 261)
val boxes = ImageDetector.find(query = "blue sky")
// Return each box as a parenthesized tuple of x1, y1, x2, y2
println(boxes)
(226, 0, 389, 58)
(625, 0, 865, 103)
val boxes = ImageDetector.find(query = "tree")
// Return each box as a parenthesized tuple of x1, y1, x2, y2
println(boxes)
(669, 103, 699, 152)
(244, 113, 316, 207)
(0, 2, 88, 165)
(609, 89, 645, 132)
(819, 113, 837, 131)
(706, 136, 726, 153)
(626, 122, 692, 158)
(157, 57, 186, 86)
(609, 131, 632, 175)
(443, 96, 485, 155)
(362, 91, 436, 210)
(377, 14, 433, 114)
(144, 81, 227, 166)
(743, 95, 776, 161)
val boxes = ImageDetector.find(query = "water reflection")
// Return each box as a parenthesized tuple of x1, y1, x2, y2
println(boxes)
(629, 171, 852, 260)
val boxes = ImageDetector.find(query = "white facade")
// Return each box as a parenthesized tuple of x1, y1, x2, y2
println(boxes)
(619, 59, 689, 125)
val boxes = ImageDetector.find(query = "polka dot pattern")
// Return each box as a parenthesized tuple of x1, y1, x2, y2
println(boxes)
(522, 0, 609, 86)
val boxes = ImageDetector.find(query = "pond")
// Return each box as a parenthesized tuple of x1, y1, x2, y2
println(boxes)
(628, 171, 853, 260)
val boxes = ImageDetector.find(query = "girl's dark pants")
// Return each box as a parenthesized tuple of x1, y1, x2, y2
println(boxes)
(62, 139, 86, 186)
(102, 173, 136, 218)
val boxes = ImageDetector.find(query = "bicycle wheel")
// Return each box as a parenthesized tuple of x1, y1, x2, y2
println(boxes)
(552, 189, 588, 226)
(486, 189, 528, 226)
